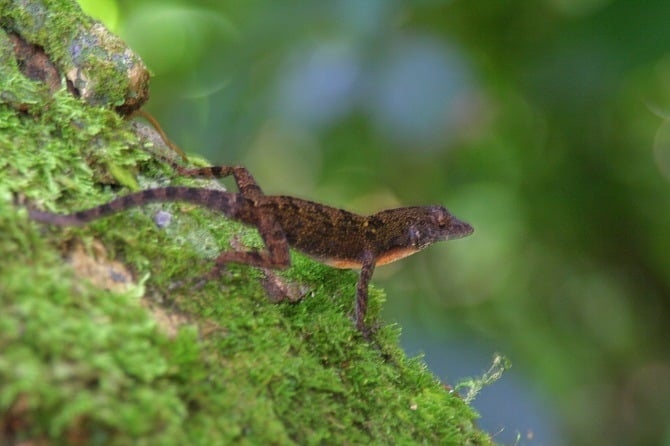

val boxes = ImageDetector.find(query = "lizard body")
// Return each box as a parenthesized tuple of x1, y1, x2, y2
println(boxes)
(29, 164, 473, 334)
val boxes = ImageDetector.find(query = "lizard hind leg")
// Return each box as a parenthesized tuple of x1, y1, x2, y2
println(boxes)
(175, 165, 264, 199)
(140, 146, 264, 199)
(129, 111, 263, 199)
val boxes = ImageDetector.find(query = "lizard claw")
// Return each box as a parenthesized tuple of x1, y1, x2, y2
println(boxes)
(259, 269, 309, 303)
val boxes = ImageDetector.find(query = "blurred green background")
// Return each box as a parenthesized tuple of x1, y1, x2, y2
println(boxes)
(79, 0, 670, 444)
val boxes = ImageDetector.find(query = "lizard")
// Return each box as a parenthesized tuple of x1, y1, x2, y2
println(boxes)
(28, 163, 474, 335)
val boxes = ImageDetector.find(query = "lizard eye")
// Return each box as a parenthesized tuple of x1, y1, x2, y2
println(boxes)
(433, 207, 449, 228)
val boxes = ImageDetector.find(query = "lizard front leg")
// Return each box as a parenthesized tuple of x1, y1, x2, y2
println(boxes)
(355, 252, 377, 336)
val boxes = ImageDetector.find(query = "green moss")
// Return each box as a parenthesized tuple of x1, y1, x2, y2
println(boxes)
(1, 0, 148, 108)
(0, 12, 493, 446)
(0, 27, 51, 109)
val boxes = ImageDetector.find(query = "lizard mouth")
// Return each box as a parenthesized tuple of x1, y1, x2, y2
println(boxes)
(448, 217, 474, 240)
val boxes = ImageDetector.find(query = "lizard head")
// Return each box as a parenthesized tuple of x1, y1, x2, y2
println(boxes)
(372, 205, 474, 265)
(405, 205, 474, 249)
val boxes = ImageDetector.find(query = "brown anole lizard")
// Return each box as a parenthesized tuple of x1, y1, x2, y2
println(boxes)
(28, 163, 474, 335)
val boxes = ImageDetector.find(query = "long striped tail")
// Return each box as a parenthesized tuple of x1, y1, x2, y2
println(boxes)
(29, 187, 241, 226)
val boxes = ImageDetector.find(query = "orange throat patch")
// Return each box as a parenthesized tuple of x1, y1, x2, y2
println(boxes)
(321, 246, 422, 270)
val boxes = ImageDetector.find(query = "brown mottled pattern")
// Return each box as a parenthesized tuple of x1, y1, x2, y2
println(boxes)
(258, 197, 473, 267)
